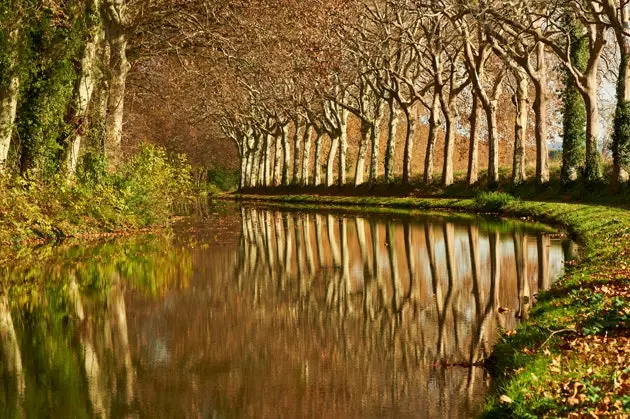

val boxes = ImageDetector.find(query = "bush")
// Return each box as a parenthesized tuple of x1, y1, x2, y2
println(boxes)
(207, 167, 240, 191)
(475, 191, 517, 212)
(0, 144, 197, 244)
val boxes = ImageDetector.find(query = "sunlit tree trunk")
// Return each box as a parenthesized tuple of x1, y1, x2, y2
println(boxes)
(467, 95, 480, 185)
(338, 108, 349, 186)
(513, 69, 529, 185)
(384, 97, 400, 183)
(281, 123, 291, 186)
(301, 125, 313, 186)
(441, 100, 457, 187)
(313, 132, 323, 186)
(264, 133, 273, 187)
(424, 93, 441, 184)
(273, 133, 283, 186)
(402, 105, 417, 186)
(292, 121, 304, 185)
(533, 42, 550, 185)
(369, 101, 385, 183)
(355, 120, 371, 186)
(103, 0, 130, 166)
(327, 135, 339, 187)
(0, 21, 20, 171)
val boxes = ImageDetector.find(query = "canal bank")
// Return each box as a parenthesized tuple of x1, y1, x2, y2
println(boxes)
(228, 193, 630, 417)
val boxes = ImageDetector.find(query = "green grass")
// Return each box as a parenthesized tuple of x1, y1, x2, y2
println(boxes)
(228, 192, 630, 417)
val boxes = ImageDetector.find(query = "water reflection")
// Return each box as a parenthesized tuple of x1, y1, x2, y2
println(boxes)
(0, 208, 572, 418)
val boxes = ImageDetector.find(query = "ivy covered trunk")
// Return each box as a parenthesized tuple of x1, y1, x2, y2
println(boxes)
(66, 0, 104, 176)
(561, 18, 587, 185)
(612, 36, 630, 189)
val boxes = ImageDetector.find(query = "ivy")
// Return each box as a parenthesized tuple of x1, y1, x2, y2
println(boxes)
(561, 14, 587, 186)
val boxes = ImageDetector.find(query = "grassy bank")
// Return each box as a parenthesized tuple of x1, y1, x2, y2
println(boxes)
(0, 144, 199, 262)
(229, 193, 630, 417)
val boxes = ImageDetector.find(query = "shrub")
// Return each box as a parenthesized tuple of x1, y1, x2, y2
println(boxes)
(475, 191, 517, 212)
(207, 167, 240, 191)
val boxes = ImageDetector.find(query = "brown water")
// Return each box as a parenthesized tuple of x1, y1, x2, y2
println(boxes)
(0, 205, 575, 418)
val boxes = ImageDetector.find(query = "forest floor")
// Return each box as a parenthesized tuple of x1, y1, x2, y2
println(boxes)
(227, 192, 630, 418)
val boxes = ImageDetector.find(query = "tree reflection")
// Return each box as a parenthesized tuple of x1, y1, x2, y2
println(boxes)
(0, 209, 573, 419)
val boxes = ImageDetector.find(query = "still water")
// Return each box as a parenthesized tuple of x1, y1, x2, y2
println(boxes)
(0, 205, 576, 418)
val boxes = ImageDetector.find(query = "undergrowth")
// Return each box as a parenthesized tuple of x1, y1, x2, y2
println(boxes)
(0, 144, 197, 245)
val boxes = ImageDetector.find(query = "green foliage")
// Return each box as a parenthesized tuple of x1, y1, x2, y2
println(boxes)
(0, 144, 196, 244)
(475, 191, 516, 212)
(207, 166, 240, 191)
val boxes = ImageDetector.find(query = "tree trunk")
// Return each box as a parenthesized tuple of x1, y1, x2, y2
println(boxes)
(239, 141, 247, 190)
(0, 74, 19, 171)
(264, 133, 273, 186)
(513, 70, 528, 185)
(534, 43, 550, 185)
(292, 123, 304, 185)
(424, 94, 441, 184)
(402, 105, 416, 186)
(369, 101, 385, 183)
(327, 135, 339, 187)
(301, 125, 313, 186)
(384, 98, 400, 183)
(354, 119, 371, 186)
(314, 133, 323, 186)
(0, 27, 20, 171)
(273, 133, 282, 186)
(103, 0, 130, 166)
(281, 124, 291, 186)
(467, 95, 479, 185)
(251, 133, 262, 187)
(486, 101, 500, 186)
(66, 2, 103, 176)
(338, 108, 349, 186)
(583, 86, 602, 183)
(612, 36, 630, 188)
(441, 101, 456, 187)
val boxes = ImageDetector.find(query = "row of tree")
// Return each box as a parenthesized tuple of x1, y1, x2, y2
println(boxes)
(212, 0, 630, 191)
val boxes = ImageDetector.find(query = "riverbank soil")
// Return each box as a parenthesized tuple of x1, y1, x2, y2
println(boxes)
(229, 194, 630, 417)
